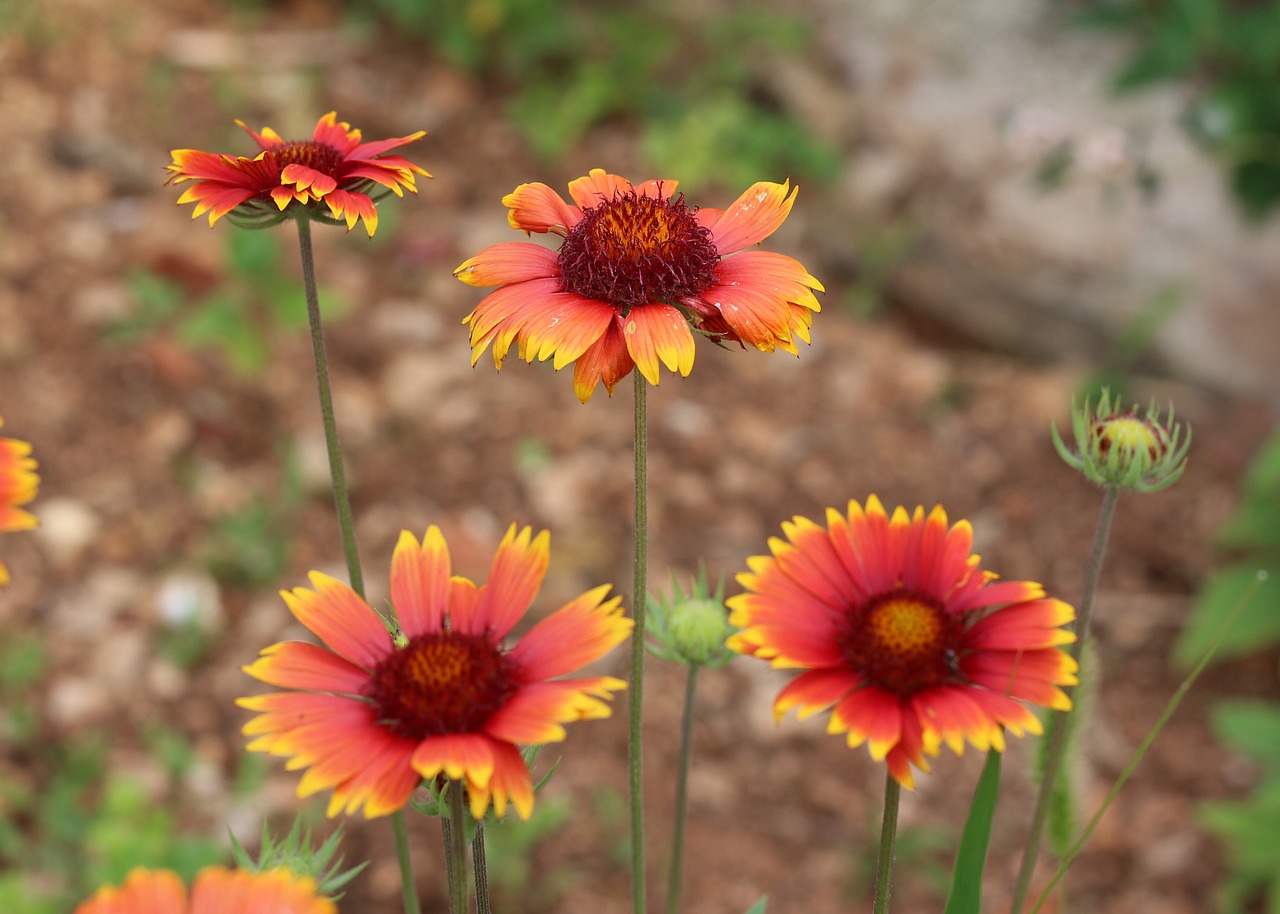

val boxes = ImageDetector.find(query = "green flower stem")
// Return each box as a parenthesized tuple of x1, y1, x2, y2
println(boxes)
(295, 215, 365, 598)
(447, 784, 469, 914)
(665, 663, 700, 914)
(629, 372, 649, 914)
(392, 810, 421, 914)
(295, 215, 418, 914)
(472, 823, 492, 914)
(1010, 484, 1119, 914)
(1026, 569, 1265, 914)
(872, 771, 902, 914)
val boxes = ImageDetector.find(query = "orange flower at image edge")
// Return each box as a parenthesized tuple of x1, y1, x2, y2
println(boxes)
(0, 416, 39, 585)
(728, 496, 1079, 788)
(456, 169, 824, 402)
(240, 524, 632, 819)
(74, 866, 334, 914)
(166, 112, 428, 236)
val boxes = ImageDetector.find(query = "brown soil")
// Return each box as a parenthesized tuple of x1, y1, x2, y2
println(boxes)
(1, 2, 1275, 913)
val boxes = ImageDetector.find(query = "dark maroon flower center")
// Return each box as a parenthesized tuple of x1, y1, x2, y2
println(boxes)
(365, 632, 519, 740)
(837, 591, 965, 696)
(558, 189, 720, 312)
(269, 140, 345, 178)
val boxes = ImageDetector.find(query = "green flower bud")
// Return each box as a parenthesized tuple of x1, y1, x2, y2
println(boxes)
(1052, 388, 1190, 493)
(647, 568, 735, 668)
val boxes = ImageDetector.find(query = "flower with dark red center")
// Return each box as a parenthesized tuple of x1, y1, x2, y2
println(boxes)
(455, 169, 824, 402)
(0, 416, 39, 586)
(75, 866, 335, 914)
(165, 112, 429, 236)
(239, 524, 632, 819)
(728, 496, 1078, 788)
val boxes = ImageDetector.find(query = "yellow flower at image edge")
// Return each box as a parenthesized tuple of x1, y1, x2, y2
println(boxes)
(165, 112, 429, 236)
(74, 866, 335, 914)
(0, 416, 39, 585)
(456, 169, 824, 402)
(239, 524, 633, 819)
(728, 496, 1079, 789)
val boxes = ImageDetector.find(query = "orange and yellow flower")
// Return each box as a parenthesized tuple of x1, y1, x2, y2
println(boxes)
(0, 416, 39, 585)
(456, 169, 824, 402)
(166, 112, 428, 236)
(240, 524, 632, 820)
(728, 496, 1078, 789)
(74, 866, 335, 914)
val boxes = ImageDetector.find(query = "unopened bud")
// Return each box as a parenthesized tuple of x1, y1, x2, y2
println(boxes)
(1052, 389, 1189, 492)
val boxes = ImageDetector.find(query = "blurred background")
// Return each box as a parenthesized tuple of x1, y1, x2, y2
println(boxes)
(1, 0, 1278, 911)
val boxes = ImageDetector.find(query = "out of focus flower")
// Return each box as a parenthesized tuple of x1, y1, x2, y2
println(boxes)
(166, 112, 428, 236)
(456, 168, 823, 402)
(74, 866, 335, 914)
(0, 416, 39, 585)
(728, 496, 1078, 788)
(240, 524, 632, 820)
(1052, 389, 1189, 492)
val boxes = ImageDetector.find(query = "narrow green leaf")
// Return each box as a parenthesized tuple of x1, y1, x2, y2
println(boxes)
(743, 897, 769, 914)
(944, 750, 1002, 914)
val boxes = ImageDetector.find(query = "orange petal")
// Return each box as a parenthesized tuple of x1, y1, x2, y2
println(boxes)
(699, 180, 797, 254)
(508, 586, 630, 680)
(279, 573, 390, 669)
(411, 732, 496, 788)
(242, 641, 370, 691)
(572, 320, 634, 402)
(466, 525, 549, 639)
(454, 242, 560, 287)
(390, 527, 450, 638)
(831, 687, 903, 761)
(483, 741, 535, 820)
(620, 302, 696, 385)
(503, 182, 580, 235)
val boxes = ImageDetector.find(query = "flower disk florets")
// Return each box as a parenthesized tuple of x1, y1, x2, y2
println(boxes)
(366, 632, 518, 740)
(558, 190, 720, 312)
(272, 141, 345, 178)
(839, 592, 964, 695)
(1053, 388, 1190, 492)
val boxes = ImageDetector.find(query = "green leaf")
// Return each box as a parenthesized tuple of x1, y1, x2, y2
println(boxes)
(943, 750, 1002, 914)
(743, 897, 769, 914)
(1174, 565, 1280, 668)
(1211, 701, 1280, 773)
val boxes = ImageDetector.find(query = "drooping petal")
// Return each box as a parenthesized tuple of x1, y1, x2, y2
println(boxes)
(411, 732, 497, 788)
(572, 320, 635, 402)
(772, 668, 860, 721)
(323, 188, 378, 236)
(518, 292, 617, 370)
(619, 302, 697, 384)
(482, 740, 535, 820)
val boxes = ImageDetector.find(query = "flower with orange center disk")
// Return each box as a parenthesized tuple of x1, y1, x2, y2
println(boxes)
(74, 866, 335, 914)
(455, 168, 824, 402)
(239, 524, 632, 819)
(727, 496, 1079, 789)
(165, 112, 428, 236)
(0, 416, 39, 586)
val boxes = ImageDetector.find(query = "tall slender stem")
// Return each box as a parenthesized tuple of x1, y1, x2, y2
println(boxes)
(472, 824, 492, 914)
(629, 372, 649, 914)
(295, 215, 364, 597)
(1010, 484, 1120, 914)
(665, 664, 700, 914)
(446, 784, 469, 914)
(872, 771, 902, 914)
(295, 215, 418, 913)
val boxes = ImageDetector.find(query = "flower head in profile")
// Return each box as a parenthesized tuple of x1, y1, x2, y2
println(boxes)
(0, 416, 39, 586)
(455, 169, 824, 402)
(728, 496, 1078, 788)
(166, 112, 429, 236)
(240, 524, 632, 820)
(74, 866, 335, 914)
(1052, 388, 1189, 493)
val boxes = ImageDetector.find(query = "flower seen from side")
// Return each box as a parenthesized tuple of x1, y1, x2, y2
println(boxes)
(455, 168, 824, 402)
(727, 496, 1079, 788)
(1052, 388, 1190, 492)
(240, 524, 632, 820)
(74, 866, 336, 914)
(166, 112, 428, 236)
(0, 416, 39, 586)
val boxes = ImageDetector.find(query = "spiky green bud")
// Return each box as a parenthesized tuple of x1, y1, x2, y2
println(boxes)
(647, 568, 735, 668)
(1052, 389, 1189, 493)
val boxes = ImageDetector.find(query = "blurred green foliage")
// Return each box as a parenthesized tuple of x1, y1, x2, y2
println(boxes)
(345, 0, 840, 189)
(1073, 0, 1280, 219)
(1199, 701, 1280, 913)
